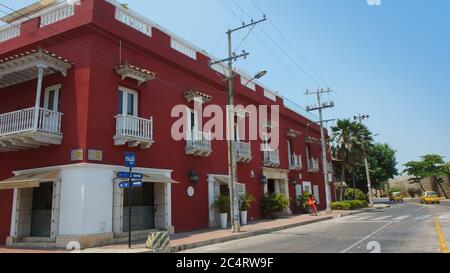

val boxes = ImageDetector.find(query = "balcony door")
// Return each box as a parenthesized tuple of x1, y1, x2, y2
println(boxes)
(42, 84, 61, 133)
(118, 87, 138, 135)
(118, 87, 138, 117)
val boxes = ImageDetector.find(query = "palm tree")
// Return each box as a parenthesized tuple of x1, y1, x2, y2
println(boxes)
(331, 119, 373, 201)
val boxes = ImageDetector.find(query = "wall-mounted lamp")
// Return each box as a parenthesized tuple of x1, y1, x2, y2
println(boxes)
(260, 175, 268, 185)
(290, 179, 297, 186)
(189, 169, 199, 185)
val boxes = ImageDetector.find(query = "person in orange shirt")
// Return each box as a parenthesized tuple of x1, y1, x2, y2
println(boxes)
(307, 194, 318, 216)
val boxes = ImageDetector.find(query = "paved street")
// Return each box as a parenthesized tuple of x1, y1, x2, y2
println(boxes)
(183, 200, 450, 253)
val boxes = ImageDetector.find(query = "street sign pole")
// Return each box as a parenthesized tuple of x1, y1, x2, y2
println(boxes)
(128, 166, 132, 249)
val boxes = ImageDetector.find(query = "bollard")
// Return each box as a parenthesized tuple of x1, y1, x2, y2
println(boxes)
(145, 231, 171, 253)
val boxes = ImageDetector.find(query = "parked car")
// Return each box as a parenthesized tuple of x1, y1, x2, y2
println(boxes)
(420, 191, 440, 204)
(389, 192, 404, 203)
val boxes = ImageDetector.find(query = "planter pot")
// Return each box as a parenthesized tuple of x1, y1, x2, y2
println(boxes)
(219, 213, 228, 229)
(240, 211, 248, 225)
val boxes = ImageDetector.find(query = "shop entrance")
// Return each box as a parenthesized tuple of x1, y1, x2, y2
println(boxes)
(31, 182, 53, 237)
(122, 182, 155, 232)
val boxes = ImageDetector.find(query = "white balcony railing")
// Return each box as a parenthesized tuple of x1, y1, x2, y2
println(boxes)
(263, 149, 280, 167)
(289, 154, 303, 170)
(0, 107, 63, 151)
(307, 158, 320, 173)
(171, 38, 197, 60)
(114, 115, 153, 149)
(186, 130, 212, 157)
(236, 141, 252, 163)
(0, 25, 20, 43)
(40, 4, 75, 28)
(115, 6, 152, 36)
(0, 107, 62, 136)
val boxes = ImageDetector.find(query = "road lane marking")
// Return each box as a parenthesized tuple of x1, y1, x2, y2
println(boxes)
(413, 215, 432, 221)
(393, 215, 410, 221)
(353, 215, 374, 221)
(340, 222, 394, 253)
(371, 216, 391, 221)
(434, 217, 449, 253)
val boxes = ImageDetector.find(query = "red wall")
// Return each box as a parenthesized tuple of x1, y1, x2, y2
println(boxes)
(0, 0, 333, 243)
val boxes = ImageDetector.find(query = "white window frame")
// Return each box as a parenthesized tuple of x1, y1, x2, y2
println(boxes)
(43, 84, 61, 112)
(313, 185, 320, 204)
(118, 86, 138, 116)
(302, 181, 312, 195)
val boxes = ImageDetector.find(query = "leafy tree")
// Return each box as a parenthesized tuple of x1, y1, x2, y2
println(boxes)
(404, 154, 449, 199)
(331, 119, 373, 201)
(348, 143, 399, 193)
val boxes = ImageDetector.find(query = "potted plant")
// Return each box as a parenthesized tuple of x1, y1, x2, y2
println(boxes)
(239, 193, 255, 225)
(261, 194, 290, 219)
(212, 195, 230, 229)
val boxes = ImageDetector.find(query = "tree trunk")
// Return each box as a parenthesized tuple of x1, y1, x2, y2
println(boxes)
(339, 162, 346, 202)
(418, 182, 425, 192)
(434, 176, 449, 199)
(352, 170, 356, 200)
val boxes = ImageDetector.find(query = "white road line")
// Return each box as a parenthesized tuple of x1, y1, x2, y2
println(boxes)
(413, 215, 432, 220)
(371, 215, 391, 221)
(352, 215, 374, 221)
(340, 222, 394, 253)
(393, 215, 410, 221)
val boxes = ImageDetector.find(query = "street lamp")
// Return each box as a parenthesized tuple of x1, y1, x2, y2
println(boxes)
(243, 70, 267, 86)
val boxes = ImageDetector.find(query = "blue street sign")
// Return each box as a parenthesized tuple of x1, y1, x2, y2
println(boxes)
(124, 152, 136, 168)
(116, 172, 143, 179)
(119, 182, 130, 189)
(131, 180, 144, 188)
(131, 173, 143, 180)
(117, 171, 130, 179)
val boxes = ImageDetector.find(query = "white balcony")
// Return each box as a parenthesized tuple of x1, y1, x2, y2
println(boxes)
(289, 154, 303, 171)
(113, 115, 154, 149)
(235, 141, 252, 163)
(263, 150, 280, 168)
(186, 130, 212, 157)
(0, 107, 63, 152)
(307, 158, 320, 173)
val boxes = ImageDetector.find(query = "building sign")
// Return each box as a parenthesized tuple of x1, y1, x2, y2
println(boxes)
(88, 149, 103, 161)
(71, 149, 84, 161)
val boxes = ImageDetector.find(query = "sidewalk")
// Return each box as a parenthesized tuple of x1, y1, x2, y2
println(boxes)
(0, 208, 373, 253)
(82, 210, 361, 253)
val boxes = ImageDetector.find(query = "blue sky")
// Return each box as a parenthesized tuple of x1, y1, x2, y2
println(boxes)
(2, 0, 449, 171)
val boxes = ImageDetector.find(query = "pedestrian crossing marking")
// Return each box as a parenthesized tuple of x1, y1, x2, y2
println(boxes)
(413, 215, 432, 221)
(393, 215, 410, 221)
(371, 215, 391, 221)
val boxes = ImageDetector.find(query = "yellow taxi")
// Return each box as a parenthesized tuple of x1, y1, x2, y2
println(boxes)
(389, 192, 404, 203)
(420, 191, 440, 204)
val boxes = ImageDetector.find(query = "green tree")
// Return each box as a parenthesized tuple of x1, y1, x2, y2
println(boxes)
(347, 143, 399, 193)
(404, 154, 449, 199)
(331, 119, 373, 201)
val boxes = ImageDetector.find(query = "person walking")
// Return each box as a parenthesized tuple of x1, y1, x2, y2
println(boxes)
(307, 194, 318, 216)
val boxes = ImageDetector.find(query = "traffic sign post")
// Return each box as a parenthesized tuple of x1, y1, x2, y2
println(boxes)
(124, 152, 136, 249)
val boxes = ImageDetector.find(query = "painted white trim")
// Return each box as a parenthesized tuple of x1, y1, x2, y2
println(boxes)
(10, 188, 18, 237)
(12, 163, 173, 176)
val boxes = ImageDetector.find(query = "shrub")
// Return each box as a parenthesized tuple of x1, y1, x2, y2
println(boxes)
(296, 194, 310, 214)
(331, 200, 369, 210)
(415, 188, 423, 197)
(212, 195, 230, 214)
(239, 193, 256, 212)
(344, 188, 367, 201)
(262, 194, 290, 218)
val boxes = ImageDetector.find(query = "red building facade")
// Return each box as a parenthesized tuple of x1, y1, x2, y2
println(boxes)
(0, 0, 333, 247)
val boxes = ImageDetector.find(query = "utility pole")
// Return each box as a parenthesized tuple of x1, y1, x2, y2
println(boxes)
(210, 16, 266, 233)
(306, 88, 334, 213)
(354, 114, 374, 207)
